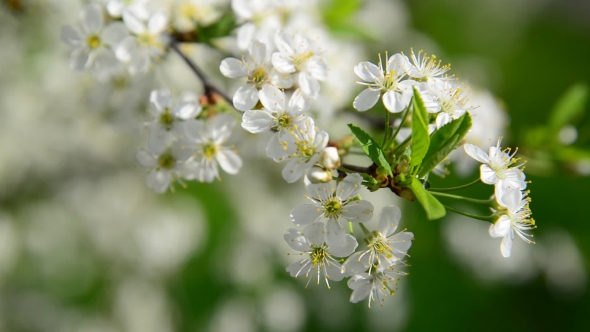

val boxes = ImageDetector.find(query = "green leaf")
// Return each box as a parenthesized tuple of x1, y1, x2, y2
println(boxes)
(197, 13, 238, 43)
(418, 113, 472, 178)
(409, 178, 446, 220)
(322, 0, 360, 26)
(410, 87, 430, 169)
(348, 124, 393, 177)
(549, 83, 588, 129)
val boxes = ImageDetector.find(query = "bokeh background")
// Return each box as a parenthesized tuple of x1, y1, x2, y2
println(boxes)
(1, 0, 589, 331)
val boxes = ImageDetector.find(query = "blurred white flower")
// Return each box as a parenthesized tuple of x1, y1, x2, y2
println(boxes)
(490, 189, 535, 257)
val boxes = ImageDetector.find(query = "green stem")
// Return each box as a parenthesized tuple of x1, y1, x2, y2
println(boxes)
(359, 223, 371, 236)
(391, 135, 412, 155)
(429, 191, 492, 204)
(429, 178, 482, 192)
(388, 102, 412, 149)
(382, 110, 390, 147)
(348, 222, 355, 236)
(443, 205, 495, 222)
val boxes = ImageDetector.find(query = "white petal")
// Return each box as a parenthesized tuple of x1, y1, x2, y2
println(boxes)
(307, 58, 327, 81)
(61, 25, 83, 47)
(148, 11, 168, 34)
(298, 72, 320, 98)
(288, 89, 310, 114)
(269, 72, 294, 89)
(342, 200, 374, 223)
(302, 222, 326, 246)
(388, 231, 414, 258)
(330, 234, 358, 257)
(325, 262, 345, 282)
(464, 144, 490, 163)
(122, 11, 146, 35)
(287, 259, 310, 278)
(208, 114, 236, 143)
(136, 149, 157, 167)
(500, 232, 514, 258)
(220, 58, 248, 78)
(266, 132, 293, 160)
(378, 205, 402, 237)
(284, 228, 310, 252)
(241, 110, 274, 133)
(174, 102, 201, 120)
(235, 23, 255, 50)
(353, 88, 380, 112)
(354, 61, 381, 82)
(491, 216, 511, 238)
(150, 89, 172, 111)
(69, 48, 90, 71)
(272, 52, 296, 73)
(342, 252, 370, 277)
(248, 40, 269, 67)
(314, 131, 330, 151)
(326, 219, 347, 247)
(81, 4, 103, 33)
(387, 53, 408, 75)
(147, 124, 169, 155)
(480, 164, 499, 185)
(282, 159, 306, 183)
(147, 170, 171, 193)
(216, 150, 242, 175)
(383, 90, 405, 113)
(305, 181, 333, 203)
(336, 173, 363, 201)
(290, 204, 323, 226)
(348, 275, 372, 303)
(274, 30, 295, 54)
(102, 21, 129, 47)
(259, 85, 286, 113)
(233, 85, 259, 111)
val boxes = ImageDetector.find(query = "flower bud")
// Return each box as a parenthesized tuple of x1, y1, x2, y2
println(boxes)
(307, 166, 332, 183)
(320, 147, 341, 170)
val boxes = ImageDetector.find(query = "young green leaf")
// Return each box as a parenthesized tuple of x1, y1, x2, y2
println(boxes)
(409, 178, 446, 220)
(549, 83, 588, 129)
(348, 124, 393, 177)
(410, 87, 430, 169)
(418, 113, 472, 178)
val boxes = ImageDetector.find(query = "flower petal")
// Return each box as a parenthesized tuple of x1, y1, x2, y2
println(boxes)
(326, 219, 347, 247)
(348, 274, 373, 303)
(500, 231, 514, 258)
(341, 200, 374, 223)
(259, 85, 286, 113)
(241, 109, 274, 133)
(330, 234, 358, 257)
(464, 143, 490, 163)
(136, 149, 157, 167)
(81, 4, 104, 33)
(272, 52, 296, 73)
(102, 21, 129, 47)
(336, 173, 362, 201)
(298, 72, 320, 98)
(61, 25, 83, 47)
(282, 159, 306, 183)
(291, 204, 323, 226)
(216, 150, 242, 175)
(220, 58, 248, 78)
(233, 85, 259, 112)
(284, 228, 310, 252)
(148, 11, 168, 34)
(480, 164, 499, 185)
(354, 61, 381, 82)
(353, 88, 380, 112)
(302, 222, 325, 246)
(383, 90, 405, 113)
(378, 205, 402, 237)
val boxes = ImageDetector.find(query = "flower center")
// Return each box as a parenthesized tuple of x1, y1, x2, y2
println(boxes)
(201, 142, 217, 160)
(159, 108, 174, 130)
(295, 140, 316, 160)
(275, 114, 292, 130)
(158, 152, 176, 169)
(251, 68, 266, 86)
(87, 34, 101, 49)
(367, 232, 394, 259)
(382, 70, 398, 90)
(292, 51, 314, 70)
(310, 244, 328, 265)
(138, 32, 156, 47)
(323, 199, 342, 218)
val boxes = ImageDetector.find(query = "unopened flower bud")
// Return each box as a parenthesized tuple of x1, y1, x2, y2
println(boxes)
(307, 166, 332, 183)
(320, 147, 341, 170)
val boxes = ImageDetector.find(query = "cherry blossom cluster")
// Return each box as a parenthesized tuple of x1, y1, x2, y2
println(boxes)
(60, 0, 537, 308)
(464, 139, 535, 257)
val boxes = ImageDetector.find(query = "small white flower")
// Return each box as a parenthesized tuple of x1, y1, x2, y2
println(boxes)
(421, 78, 472, 128)
(343, 206, 413, 275)
(266, 117, 329, 183)
(490, 189, 535, 257)
(136, 144, 184, 194)
(174, 114, 243, 183)
(106, 0, 149, 19)
(404, 48, 450, 81)
(116, 10, 170, 74)
(146, 89, 201, 153)
(173, 0, 222, 32)
(464, 137, 527, 198)
(353, 53, 416, 113)
(285, 222, 358, 288)
(220, 40, 293, 111)
(272, 30, 328, 98)
(348, 266, 408, 308)
(319, 147, 340, 170)
(241, 85, 309, 135)
(306, 166, 332, 184)
(61, 4, 128, 77)
(290, 173, 374, 246)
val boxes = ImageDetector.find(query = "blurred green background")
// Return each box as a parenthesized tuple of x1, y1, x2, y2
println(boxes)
(0, 0, 588, 331)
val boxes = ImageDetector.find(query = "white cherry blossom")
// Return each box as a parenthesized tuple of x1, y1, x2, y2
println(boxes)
(116, 10, 170, 75)
(285, 222, 358, 288)
(174, 114, 243, 183)
(266, 117, 329, 183)
(290, 173, 374, 246)
(136, 144, 185, 194)
(464, 138, 527, 198)
(106, 0, 149, 19)
(490, 189, 535, 257)
(272, 30, 328, 98)
(404, 48, 450, 81)
(421, 78, 472, 128)
(61, 4, 128, 78)
(353, 53, 416, 113)
(348, 266, 407, 308)
(343, 206, 413, 275)
(220, 40, 293, 111)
